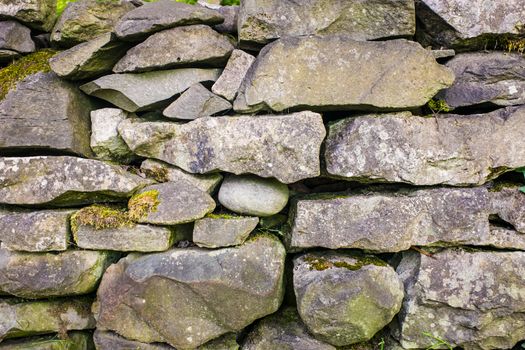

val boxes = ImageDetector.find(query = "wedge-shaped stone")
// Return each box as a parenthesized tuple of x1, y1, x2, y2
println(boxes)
(325, 107, 525, 186)
(212, 49, 255, 101)
(0, 332, 94, 350)
(0, 72, 95, 156)
(0, 248, 115, 299)
(94, 235, 285, 348)
(235, 37, 454, 112)
(0, 0, 56, 31)
(113, 25, 234, 73)
(119, 112, 325, 183)
(397, 249, 525, 349)
(0, 21, 34, 53)
(193, 214, 258, 248)
(80, 68, 221, 112)
(0, 156, 151, 206)
(238, 0, 415, 48)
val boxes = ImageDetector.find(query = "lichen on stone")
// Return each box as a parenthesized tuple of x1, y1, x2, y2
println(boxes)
(128, 190, 160, 221)
(141, 166, 170, 183)
(70, 204, 134, 233)
(304, 254, 387, 271)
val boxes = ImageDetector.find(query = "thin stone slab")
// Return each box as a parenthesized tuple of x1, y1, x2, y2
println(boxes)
(0, 21, 35, 53)
(0, 332, 94, 350)
(212, 49, 255, 101)
(193, 214, 259, 248)
(0, 0, 56, 31)
(325, 107, 525, 186)
(90, 108, 135, 163)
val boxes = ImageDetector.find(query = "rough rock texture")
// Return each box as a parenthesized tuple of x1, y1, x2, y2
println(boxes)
(80, 68, 221, 112)
(0, 248, 115, 299)
(325, 107, 525, 186)
(0, 72, 94, 157)
(94, 235, 286, 348)
(90, 108, 135, 163)
(396, 249, 525, 349)
(49, 33, 130, 80)
(118, 112, 326, 183)
(238, 0, 415, 47)
(114, 0, 224, 41)
(193, 215, 259, 248)
(214, 5, 237, 34)
(489, 184, 525, 233)
(438, 52, 525, 108)
(0, 298, 95, 339)
(218, 175, 289, 217)
(0, 209, 73, 252)
(0, 0, 56, 31)
(113, 25, 234, 73)
(0, 332, 94, 350)
(163, 83, 231, 120)
(0, 156, 151, 206)
(235, 37, 454, 113)
(294, 252, 404, 346)
(0, 21, 35, 53)
(51, 0, 135, 47)
(212, 49, 255, 101)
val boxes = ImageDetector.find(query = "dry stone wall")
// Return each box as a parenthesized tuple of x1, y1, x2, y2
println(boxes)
(1, 0, 525, 349)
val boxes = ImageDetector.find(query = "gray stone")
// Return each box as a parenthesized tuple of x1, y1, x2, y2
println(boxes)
(80, 68, 221, 112)
(0, 21, 34, 53)
(325, 107, 525, 186)
(212, 49, 255, 101)
(0, 156, 152, 206)
(113, 25, 234, 73)
(214, 5, 237, 34)
(243, 307, 336, 350)
(396, 249, 525, 349)
(0, 209, 73, 252)
(234, 37, 454, 113)
(490, 184, 525, 233)
(431, 49, 455, 60)
(218, 175, 289, 217)
(128, 181, 216, 225)
(0, 72, 94, 156)
(0, 248, 115, 299)
(0, 297, 95, 339)
(49, 33, 130, 80)
(90, 108, 136, 163)
(51, 0, 135, 47)
(0, 0, 56, 31)
(114, 0, 224, 41)
(0, 49, 19, 63)
(193, 214, 259, 248)
(294, 252, 404, 346)
(118, 112, 325, 183)
(238, 0, 415, 48)
(163, 83, 231, 120)
(0, 332, 94, 350)
(94, 235, 286, 348)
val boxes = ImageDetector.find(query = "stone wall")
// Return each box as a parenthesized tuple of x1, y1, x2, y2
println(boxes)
(1, 0, 525, 349)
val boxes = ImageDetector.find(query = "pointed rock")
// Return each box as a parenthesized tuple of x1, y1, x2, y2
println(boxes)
(212, 49, 255, 101)
(193, 214, 258, 248)
(0, 0, 56, 31)
(0, 21, 35, 53)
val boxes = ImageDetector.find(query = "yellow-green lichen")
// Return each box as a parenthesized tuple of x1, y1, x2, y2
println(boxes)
(70, 204, 134, 233)
(128, 190, 160, 221)
(304, 255, 387, 271)
(142, 166, 170, 183)
(206, 213, 243, 220)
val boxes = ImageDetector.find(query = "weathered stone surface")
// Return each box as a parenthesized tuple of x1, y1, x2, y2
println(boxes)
(397, 249, 525, 349)
(128, 181, 215, 225)
(193, 214, 259, 248)
(163, 83, 231, 120)
(243, 307, 336, 350)
(90, 108, 135, 163)
(114, 0, 224, 41)
(0, 156, 151, 206)
(238, 0, 415, 47)
(0, 248, 115, 298)
(140, 159, 222, 194)
(438, 52, 525, 108)
(0, 332, 94, 350)
(214, 5, 237, 34)
(0, 21, 35, 53)
(113, 25, 234, 73)
(94, 235, 286, 348)
(218, 175, 289, 217)
(118, 112, 325, 183)
(0, 209, 73, 252)
(325, 107, 525, 186)
(49, 33, 130, 80)
(0, 72, 94, 156)
(80, 68, 221, 112)
(0, 298, 95, 339)
(294, 252, 404, 346)
(212, 49, 255, 101)
(489, 184, 525, 233)
(51, 0, 135, 47)
(0, 0, 56, 31)
(431, 49, 455, 60)
(235, 37, 454, 113)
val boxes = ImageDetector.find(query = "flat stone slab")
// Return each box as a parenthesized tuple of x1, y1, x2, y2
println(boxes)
(212, 49, 255, 101)
(193, 214, 259, 248)
(0, 21, 35, 53)
(0, 332, 94, 350)
(90, 108, 135, 163)
(325, 107, 525, 186)
(0, 0, 56, 31)
(118, 112, 326, 183)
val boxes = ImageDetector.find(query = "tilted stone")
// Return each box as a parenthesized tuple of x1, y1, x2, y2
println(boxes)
(238, 0, 415, 48)
(0, 332, 94, 350)
(0, 156, 152, 206)
(80, 68, 221, 112)
(114, 0, 223, 41)
(294, 252, 404, 346)
(0, 21, 35, 53)
(0, 0, 56, 31)
(234, 37, 454, 113)
(118, 112, 326, 183)
(0, 72, 95, 157)
(90, 108, 136, 163)
(113, 25, 234, 73)
(214, 5, 237, 34)
(325, 107, 525, 186)
(193, 214, 259, 248)
(397, 249, 525, 349)
(212, 49, 255, 101)
(94, 235, 286, 348)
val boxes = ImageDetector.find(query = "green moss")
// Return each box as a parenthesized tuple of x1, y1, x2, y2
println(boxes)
(427, 99, 452, 114)
(128, 190, 160, 221)
(0, 49, 58, 101)
(304, 254, 387, 271)
(70, 204, 134, 233)
(206, 213, 243, 219)
(142, 166, 170, 183)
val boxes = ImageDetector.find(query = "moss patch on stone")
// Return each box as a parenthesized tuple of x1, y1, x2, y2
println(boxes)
(304, 254, 387, 271)
(206, 213, 243, 219)
(70, 204, 134, 233)
(142, 166, 170, 182)
(128, 190, 160, 221)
